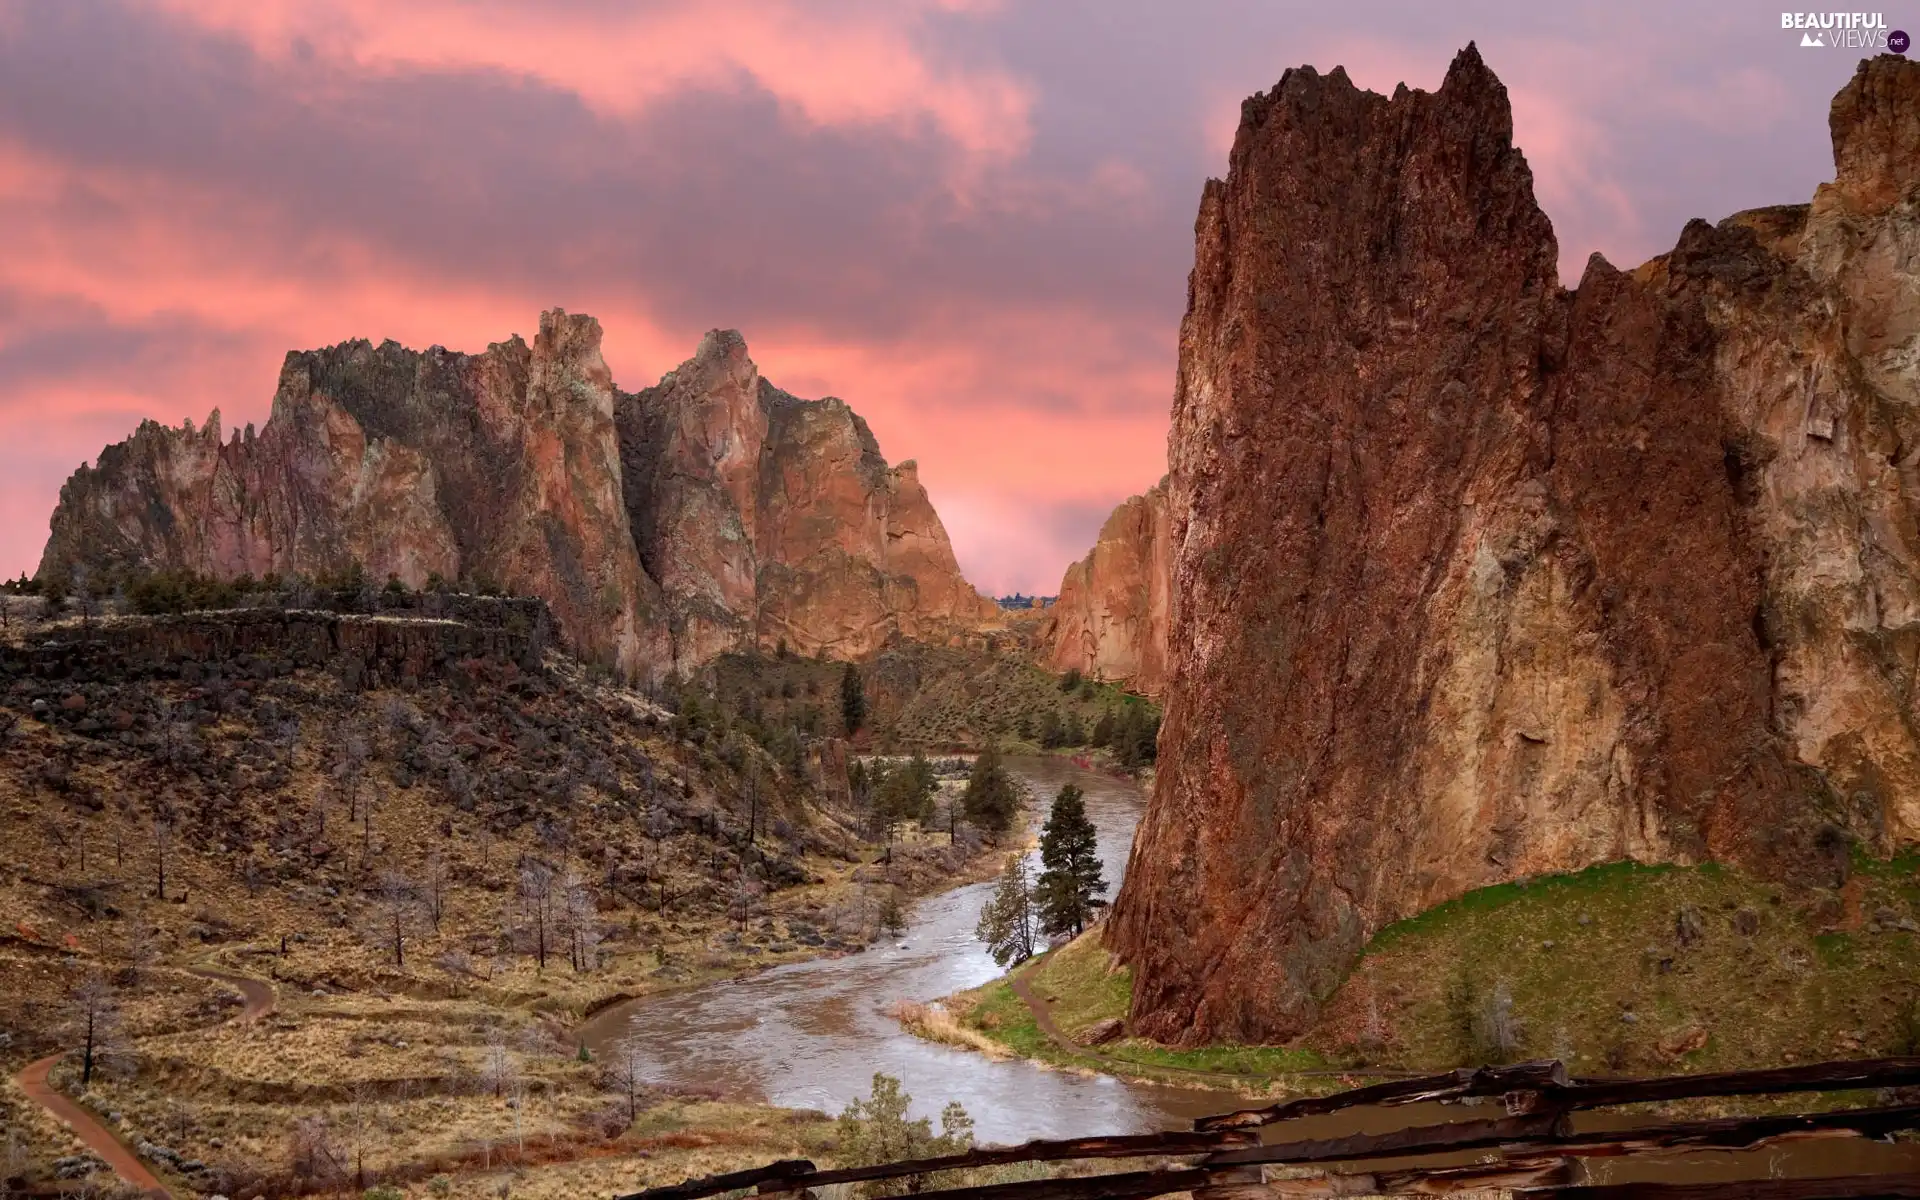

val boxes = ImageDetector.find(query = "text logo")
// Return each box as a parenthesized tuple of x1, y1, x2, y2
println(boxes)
(1782, 12, 1898, 48)
(1892, 28, 1912, 50)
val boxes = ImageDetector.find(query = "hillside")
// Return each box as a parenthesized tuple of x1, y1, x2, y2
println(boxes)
(0, 592, 997, 1194)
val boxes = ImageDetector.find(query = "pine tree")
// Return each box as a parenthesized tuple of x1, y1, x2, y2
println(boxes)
(974, 855, 1037, 967)
(840, 663, 867, 736)
(1035, 783, 1106, 938)
(962, 744, 1021, 837)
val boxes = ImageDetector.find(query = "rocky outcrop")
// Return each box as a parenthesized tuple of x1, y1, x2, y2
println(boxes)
(37, 311, 661, 676)
(1043, 480, 1172, 695)
(40, 320, 997, 677)
(617, 331, 1002, 668)
(2, 606, 546, 690)
(1108, 50, 1920, 1044)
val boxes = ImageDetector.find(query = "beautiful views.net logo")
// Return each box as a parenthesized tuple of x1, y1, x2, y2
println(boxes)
(1782, 12, 1909, 50)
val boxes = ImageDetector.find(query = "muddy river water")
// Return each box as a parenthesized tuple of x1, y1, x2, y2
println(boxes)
(579, 755, 1228, 1140)
(581, 755, 1920, 1184)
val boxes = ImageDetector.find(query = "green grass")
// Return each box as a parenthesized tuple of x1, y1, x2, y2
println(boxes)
(1317, 857, 1920, 1074)
(941, 858, 1920, 1087)
(950, 933, 1327, 1082)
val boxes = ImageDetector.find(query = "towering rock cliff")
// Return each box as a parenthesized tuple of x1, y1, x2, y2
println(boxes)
(1043, 480, 1173, 695)
(37, 311, 663, 675)
(1108, 50, 1920, 1044)
(616, 331, 1003, 666)
(40, 320, 996, 677)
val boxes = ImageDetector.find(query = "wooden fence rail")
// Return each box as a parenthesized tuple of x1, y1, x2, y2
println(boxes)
(616, 1057, 1920, 1200)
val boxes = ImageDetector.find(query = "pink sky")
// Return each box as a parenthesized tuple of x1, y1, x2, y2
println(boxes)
(0, 0, 1875, 593)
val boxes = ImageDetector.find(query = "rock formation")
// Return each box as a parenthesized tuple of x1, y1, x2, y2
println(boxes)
(39, 319, 996, 677)
(1043, 480, 1173, 695)
(617, 331, 1002, 666)
(1108, 49, 1920, 1044)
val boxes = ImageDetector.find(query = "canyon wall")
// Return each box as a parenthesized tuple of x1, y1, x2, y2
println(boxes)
(40, 320, 997, 678)
(1043, 480, 1172, 695)
(1107, 49, 1920, 1044)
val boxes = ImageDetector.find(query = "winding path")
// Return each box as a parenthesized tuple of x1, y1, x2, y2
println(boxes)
(11, 962, 276, 1198)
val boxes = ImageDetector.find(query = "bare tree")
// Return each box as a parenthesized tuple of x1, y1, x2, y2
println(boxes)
(122, 914, 158, 984)
(605, 1034, 650, 1125)
(64, 974, 123, 1089)
(150, 814, 173, 901)
(288, 1113, 343, 1184)
(728, 875, 764, 935)
(332, 730, 370, 823)
(516, 861, 556, 969)
(372, 870, 417, 968)
(423, 851, 448, 933)
(557, 866, 602, 973)
(479, 1033, 518, 1098)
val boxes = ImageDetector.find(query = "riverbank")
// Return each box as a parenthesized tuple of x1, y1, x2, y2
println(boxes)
(910, 856, 1920, 1094)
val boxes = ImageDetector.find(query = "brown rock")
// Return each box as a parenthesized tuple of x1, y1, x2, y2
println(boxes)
(1108, 49, 1920, 1044)
(618, 331, 1002, 669)
(1042, 479, 1173, 695)
(1082, 1017, 1127, 1046)
(41, 319, 998, 679)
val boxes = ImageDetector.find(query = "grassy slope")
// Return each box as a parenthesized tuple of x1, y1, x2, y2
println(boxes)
(1314, 856, 1920, 1074)
(945, 934, 1326, 1083)
(933, 858, 1920, 1087)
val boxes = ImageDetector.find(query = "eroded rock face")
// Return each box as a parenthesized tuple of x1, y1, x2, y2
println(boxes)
(1043, 480, 1172, 695)
(41, 316, 996, 678)
(39, 311, 662, 677)
(1107, 49, 1920, 1044)
(619, 334, 1001, 669)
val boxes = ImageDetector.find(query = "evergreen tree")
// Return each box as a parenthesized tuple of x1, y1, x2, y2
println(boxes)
(1037, 709, 1064, 749)
(840, 662, 867, 736)
(962, 744, 1021, 837)
(1091, 708, 1116, 749)
(1061, 710, 1086, 747)
(1034, 784, 1106, 938)
(974, 855, 1037, 967)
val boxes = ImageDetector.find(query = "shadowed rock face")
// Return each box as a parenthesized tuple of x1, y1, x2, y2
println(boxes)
(617, 331, 1003, 670)
(1107, 49, 1920, 1044)
(1043, 479, 1172, 696)
(40, 320, 996, 678)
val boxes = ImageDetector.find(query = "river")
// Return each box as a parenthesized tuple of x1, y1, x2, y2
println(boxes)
(578, 755, 1229, 1141)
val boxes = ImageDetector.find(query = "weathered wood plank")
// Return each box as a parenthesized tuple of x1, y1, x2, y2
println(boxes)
(1195, 1061, 1569, 1131)
(1199, 1057, 1920, 1132)
(1203, 1102, 1920, 1169)
(622, 1159, 817, 1200)
(868, 1166, 1215, 1200)
(1520, 1174, 1920, 1199)
(1195, 1156, 1575, 1198)
(625, 1131, 1256, 1200)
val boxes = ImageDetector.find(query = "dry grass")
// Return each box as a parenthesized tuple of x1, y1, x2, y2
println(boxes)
(888, 1000, 1009, 1060)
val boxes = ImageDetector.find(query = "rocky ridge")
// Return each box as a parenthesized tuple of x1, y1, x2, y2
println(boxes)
(1108, 49, 1920, 1044)
(39, 319, 998, 679)
(1041, 479, 1173, 696)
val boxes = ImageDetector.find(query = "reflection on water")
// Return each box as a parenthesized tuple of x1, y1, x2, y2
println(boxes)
(578, 755, 1230, 1140)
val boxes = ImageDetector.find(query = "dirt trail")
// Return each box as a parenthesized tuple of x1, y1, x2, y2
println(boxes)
(14, 1054, 170, 1199)
(12, 965, 276, 1197)
(186, 965, 277, 1022)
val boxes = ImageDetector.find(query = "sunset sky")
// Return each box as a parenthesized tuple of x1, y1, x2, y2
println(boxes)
(0, 1, 1886, 593)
